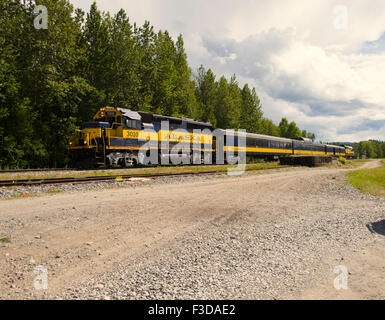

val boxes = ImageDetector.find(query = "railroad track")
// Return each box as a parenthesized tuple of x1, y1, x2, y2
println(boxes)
(0, 163, 241, 174)
(0, 166, 287, 187)
(0, 168, 75, 173)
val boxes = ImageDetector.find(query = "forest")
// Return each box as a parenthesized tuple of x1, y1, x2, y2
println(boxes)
(0, 0, 329, 169)
(353, 140, 385, 159)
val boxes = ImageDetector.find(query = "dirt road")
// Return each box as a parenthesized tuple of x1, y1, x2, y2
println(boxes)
(0, 161, 384, 299)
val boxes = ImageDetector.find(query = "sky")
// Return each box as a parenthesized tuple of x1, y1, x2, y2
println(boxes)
(70, 0, 385, 142)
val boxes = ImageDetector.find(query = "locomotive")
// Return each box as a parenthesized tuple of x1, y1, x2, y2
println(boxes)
(68, 107, 354, 168)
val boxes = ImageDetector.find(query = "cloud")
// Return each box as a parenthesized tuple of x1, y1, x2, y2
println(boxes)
(196, 27, 385, 140)
(70, 0, 385, 141)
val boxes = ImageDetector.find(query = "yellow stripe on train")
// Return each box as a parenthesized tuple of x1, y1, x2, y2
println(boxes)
(122, 129, 213, 144)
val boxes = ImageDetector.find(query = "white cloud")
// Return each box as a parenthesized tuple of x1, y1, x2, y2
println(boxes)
(70, 0, 385, 141)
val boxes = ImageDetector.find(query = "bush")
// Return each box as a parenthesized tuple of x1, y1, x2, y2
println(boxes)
(338, 156, 346, 165)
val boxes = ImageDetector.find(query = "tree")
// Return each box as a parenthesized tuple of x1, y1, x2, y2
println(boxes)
(308, 132, 316, 142)
(382, 142, 385, 158)
(0, 29, 36, 168)
(195, 65, 217, 126)
(0, 0, 322, 168)
(257, 118, 280, 136)
(84, 2, 111, 96)
(278, 118, 289, 137)
(286, 121, 302, 138)
(133, 21, 156, 111)
(18, 0, 93, 167)
(240, 84, 263, 133)
(173, 35, 198, 118)
(214, 75, 242, 129)
(151, 31, 178, 115)
(106, 9, 138, 109)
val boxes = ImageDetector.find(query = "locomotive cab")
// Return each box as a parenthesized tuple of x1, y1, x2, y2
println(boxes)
(69, 107, 143, 168)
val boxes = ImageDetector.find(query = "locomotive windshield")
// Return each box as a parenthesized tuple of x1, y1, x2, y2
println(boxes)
(95, 111, 116, 127)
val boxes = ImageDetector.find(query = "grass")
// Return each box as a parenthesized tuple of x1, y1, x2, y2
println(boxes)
(347, 161, 385, 197)
(324, 158, 369, 169)
(338, 156, 347, 165)
(0, 237, 10, 243)
(45, 189, 62, 194)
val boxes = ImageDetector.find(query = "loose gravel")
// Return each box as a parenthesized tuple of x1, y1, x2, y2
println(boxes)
(49, 171, 385, 300)
(0, 167, 294, 199)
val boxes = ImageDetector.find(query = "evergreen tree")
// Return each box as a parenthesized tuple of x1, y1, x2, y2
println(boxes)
(151, 31, 178, 115)
(257, 118, 280, 136)
(84, 2, 111, 96)
(173, 35, 198, 118)
(133, 21, 156, 112)
(286, 121, 302, 138)
(240, 84, 263, 133)
(195, 65, 217, 126)
(278, 118, 289, 137)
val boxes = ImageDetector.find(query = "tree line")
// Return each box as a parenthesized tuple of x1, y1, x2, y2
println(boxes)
(354, 140, 385, 159)
(0, 0, 314, 168)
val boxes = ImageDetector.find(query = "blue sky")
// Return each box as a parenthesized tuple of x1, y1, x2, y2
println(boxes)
(70, 0, 385, 142)
(362, 32, 385, 54)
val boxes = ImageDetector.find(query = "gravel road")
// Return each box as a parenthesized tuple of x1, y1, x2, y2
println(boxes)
(0, 161, 384, 299)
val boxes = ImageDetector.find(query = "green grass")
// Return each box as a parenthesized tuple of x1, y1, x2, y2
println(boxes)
(338, 156, 346, 165)
(45, 189, 62, 194)
(347, 163, 385, 197)
(324, 158, 368, 169)
(0, 237, 10, 243)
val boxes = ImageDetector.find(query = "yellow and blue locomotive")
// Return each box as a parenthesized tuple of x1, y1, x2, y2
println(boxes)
(69, 107, 213, 168)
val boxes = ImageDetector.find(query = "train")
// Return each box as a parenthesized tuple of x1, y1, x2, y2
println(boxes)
(68, 107, 354, 168)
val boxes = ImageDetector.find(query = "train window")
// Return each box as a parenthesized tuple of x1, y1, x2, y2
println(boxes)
(256, 139, 268, 148)
(125, 119, 137, 129)
(286, 142, 292, 149)
(246, 137, 256, 147)
(270, 141, 279, 149)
